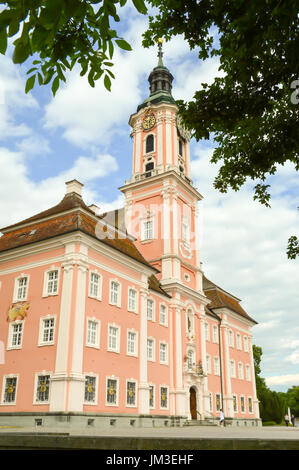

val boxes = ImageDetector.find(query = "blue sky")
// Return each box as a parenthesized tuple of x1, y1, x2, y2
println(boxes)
(0, 3, 298, 392)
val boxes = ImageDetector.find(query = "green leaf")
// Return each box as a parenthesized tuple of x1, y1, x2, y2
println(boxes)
(115, 39, 132, 51)
(104, 74, 111, 91)
(88, 70, 95, 87)
(12, 40, 30, 64)
(132, 0, 147, 14)
(0, 28, 7, 54)
(37, 72, 43, 85)
(25, 74, 36, 94)
(108, 39, 114, 59)
(51, 75, 59, 96)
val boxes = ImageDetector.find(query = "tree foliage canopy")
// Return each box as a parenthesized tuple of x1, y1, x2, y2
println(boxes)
(0, 0, 298, 256)
(0, 0, 147, 94)
(143, 0, 299, 257)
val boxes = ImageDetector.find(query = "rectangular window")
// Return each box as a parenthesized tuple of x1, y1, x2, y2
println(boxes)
(9, 322, 23, 348)
(212, 325, 218, 343)
(16, 277, 28, 301)
(159, 342, 167, 364)
(245, 364, 251, 381)
(149, 385, 155, 408)
(230, 360, 236, 378)
(127, 331, 137, 356)
(160, 387, 168, 409)
(240, 396, 245, 413)
(229, 330, 234, 347)
(236, 333, 242, 350)
(205, 323, 210, 341)
(206, 355, 211, 374)
(110, 281, 120, 306)
(238, 362, 244, 380)
(159, 304, 167, 326)
(128, 288, 137, 312)
(214, 357, 220, 375)
(215, 393, 221, 412)
(89, 272, 100, 298)
(244, 336, 249, 352)
(147, 299, 154, 321)
(209, 392, 213, 412)
(233, 395, 238, 412)
(84, 376, 97, 403)
(143, 219, 153, 240)
(87, 319, 100, 348)
(108, 326, 119, 352)
(35, 375, 50, 403)
(106, 378, 117, 405)
(41, 318, 55, 344)
(47, 270, 58, 295)
(248, 397, 253, 413)
(3, 377, 17, 404)
(126, 381, 137, 407)
(147, 339, 155, 361)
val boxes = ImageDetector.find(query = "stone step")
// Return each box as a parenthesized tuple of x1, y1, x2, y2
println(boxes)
(184, 420, 218, 427)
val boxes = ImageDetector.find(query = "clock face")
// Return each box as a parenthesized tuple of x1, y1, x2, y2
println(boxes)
(142, 112, 156, 131)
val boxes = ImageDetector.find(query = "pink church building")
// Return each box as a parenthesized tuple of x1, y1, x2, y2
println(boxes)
(0, 45, 261, 428)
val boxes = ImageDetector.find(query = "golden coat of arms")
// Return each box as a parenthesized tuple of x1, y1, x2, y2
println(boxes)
(7, 302, 30, 322)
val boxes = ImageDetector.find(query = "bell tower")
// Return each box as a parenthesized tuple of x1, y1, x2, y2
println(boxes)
(120, 40, 204, 295)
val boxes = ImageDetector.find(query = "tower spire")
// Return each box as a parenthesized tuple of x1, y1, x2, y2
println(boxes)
(157, 38, 164, 67)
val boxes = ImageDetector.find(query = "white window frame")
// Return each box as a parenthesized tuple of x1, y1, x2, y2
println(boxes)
(127, 287, 138, 314)
(206, 354, 211, 374)
(149, 384, 155, 409)
(142, 218, 154, 241)
(245, 364, 251, 381)
(147, 337, 155, 362)
(106, 376, 119, 407)
(7, 320, 24, 350)
(248, 396, 253, 414)
(238, 362, 244, 380)
(228, 329, 234, 347)
(187, 347, 195, 370)
(212, 325, 218, 343)
(88, 270, 102, 301)
(159, 303, 168, 326)
(127, 329, 138, 357)
(33, 372, 51, 405)
(38, 315, 56, 346)
(147, 298, 155, 321)
(236, 332, 242, 350)
(109, 279, 121, 307)
(230, 360, 236, 378)
(42, 268, 60, 297)
(244, 336, 249, 352)
(13, 274, 29, 303)
(205, 322, 210, 341)
(160, 385, 169, 410)
(233, 394, 238, 412)
(84, 374, 98, 405)
(240, 395, 246, 413)
(215, 393, 221, 412)
(126, 379, 138, 408)
(86, 318, 101, 349)
(214, 356, 220, 375)
(1, 374, 19, 405)
(107, 324, 120, 353)
(159, 341, 168, 365)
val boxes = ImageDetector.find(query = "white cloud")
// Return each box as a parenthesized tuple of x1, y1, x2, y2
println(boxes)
(265, 374, 299, 387)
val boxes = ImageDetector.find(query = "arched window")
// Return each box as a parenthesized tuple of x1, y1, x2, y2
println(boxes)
(146, 134, 154, 153)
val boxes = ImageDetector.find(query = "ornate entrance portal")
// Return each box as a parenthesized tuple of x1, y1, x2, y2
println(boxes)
(190, 387, 197, 419)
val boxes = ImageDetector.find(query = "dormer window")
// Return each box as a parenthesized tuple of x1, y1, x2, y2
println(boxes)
(146, 134, 154, 153)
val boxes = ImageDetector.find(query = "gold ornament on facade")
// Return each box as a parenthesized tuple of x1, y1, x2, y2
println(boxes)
(142, 111, 156, 131)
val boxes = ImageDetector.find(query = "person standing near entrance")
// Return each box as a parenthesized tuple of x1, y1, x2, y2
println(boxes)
(219, 409, 225, 427)
(291, 415, 295, 427)
(284, 414, 289, 426)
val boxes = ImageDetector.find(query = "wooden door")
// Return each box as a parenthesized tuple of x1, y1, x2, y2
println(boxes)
(190, 387, 197, 419)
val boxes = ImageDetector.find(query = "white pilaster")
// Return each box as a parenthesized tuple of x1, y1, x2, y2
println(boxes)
(50, 258, 74, 412)
(221, 322, 234, 417)
(249, 335, 260, 419)
(138, 285, 149, 414)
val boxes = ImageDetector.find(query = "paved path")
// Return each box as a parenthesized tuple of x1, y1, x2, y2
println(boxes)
(0, 424, 298, 440)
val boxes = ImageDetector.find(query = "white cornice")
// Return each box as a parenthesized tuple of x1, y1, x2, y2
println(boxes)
(119, 170, 203, 201)
(159, 279, 210, 306)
